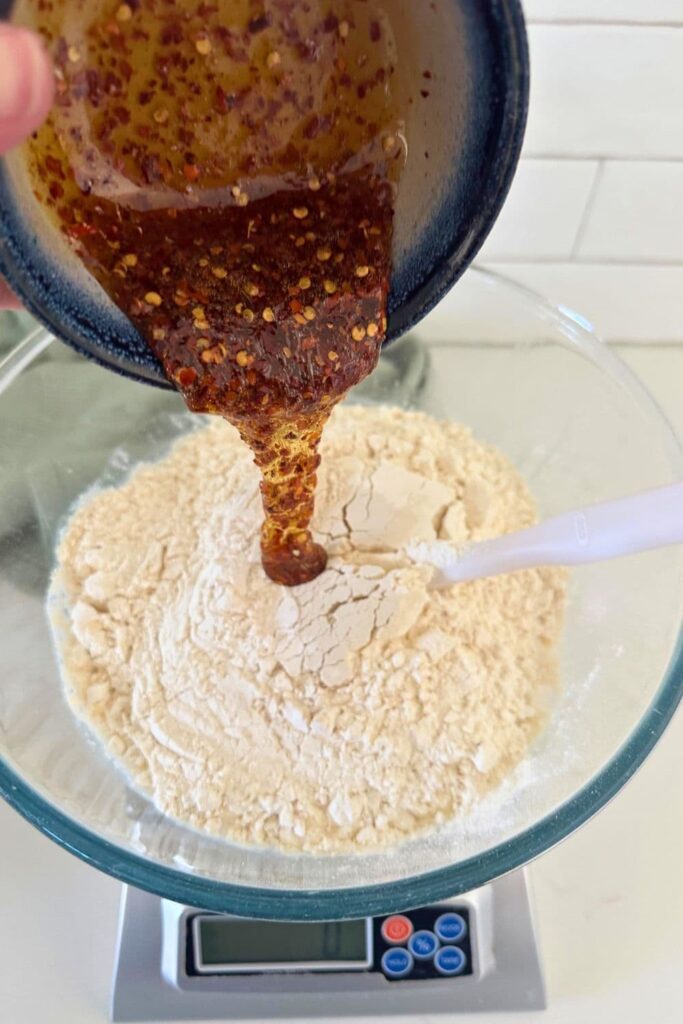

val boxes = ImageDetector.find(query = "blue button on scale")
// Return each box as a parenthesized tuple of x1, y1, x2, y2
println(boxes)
(435, 912, 467, 943)
(408, 930, 439, 961)
(381, 947, 413, 979)
(435, 945, 467, 977)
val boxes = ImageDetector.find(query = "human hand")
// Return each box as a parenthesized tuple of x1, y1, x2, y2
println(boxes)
(0, 24, 54, 309)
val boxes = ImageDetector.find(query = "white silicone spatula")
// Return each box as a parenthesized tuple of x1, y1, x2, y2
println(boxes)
(408, 482, 683, 587)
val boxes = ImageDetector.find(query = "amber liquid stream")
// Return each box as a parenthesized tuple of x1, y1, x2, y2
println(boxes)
(23, 0, 406, 584)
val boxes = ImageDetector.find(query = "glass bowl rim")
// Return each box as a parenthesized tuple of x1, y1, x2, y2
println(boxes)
(1, 267, 681, 920)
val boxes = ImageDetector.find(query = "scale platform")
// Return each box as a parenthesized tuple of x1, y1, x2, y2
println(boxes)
(112, 869, 545, 1020)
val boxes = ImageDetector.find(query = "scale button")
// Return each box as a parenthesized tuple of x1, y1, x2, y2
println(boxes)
(381, 947, 414, 979)
(435, 912, 467, 943)
(381, 915, 413, 945)
(408, 930, 439, 961)
(434, 945, 467, 977)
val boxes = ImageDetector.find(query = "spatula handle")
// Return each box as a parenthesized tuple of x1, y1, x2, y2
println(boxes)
(435, 482, 683, 585)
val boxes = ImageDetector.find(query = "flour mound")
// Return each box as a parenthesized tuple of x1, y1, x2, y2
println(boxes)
(50, 405, 566, 854)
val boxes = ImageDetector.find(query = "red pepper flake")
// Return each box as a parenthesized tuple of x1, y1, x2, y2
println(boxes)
(370, 21, 381, 42)
(160, 22, 183, 46)
(45, 154, 64, 178)
(67, 222, 98, 238)
(421, 90, 431, 99)
(303, 115, 321, 140)
(248, 13, 270, 34)
(54, 37, 68, 67)
(141, 154, 163, 183)
(183, 162, 201, 182)
(177, 367, 197, 388)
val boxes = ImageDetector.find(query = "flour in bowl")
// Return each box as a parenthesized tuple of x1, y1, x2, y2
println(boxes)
(49, 405, 566, 854)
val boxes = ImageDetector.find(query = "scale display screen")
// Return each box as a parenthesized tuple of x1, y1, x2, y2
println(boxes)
(193, 916, 371, 974)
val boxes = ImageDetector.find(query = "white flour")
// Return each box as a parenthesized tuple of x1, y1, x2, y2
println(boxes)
(50, 405, 566, 854)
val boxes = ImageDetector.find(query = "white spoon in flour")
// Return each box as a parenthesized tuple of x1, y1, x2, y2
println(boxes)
(408, 482, 683, 587)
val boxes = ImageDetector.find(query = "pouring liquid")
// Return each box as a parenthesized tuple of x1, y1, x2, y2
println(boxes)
(22, 0, 408, 584)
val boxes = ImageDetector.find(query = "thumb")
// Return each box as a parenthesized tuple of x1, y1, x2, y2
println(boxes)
(0, 25, 54, 155)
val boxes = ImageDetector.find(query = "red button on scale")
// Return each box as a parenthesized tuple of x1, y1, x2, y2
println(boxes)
(381, 915, 414, 945)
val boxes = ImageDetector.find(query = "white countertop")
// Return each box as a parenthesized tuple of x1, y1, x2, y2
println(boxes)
(2, 344, 682, 1024)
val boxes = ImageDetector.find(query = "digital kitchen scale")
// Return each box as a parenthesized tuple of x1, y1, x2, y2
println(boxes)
(111, 869, 545, 1020)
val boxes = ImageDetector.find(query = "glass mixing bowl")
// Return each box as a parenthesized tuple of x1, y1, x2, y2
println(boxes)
(1, 269, 681, 920)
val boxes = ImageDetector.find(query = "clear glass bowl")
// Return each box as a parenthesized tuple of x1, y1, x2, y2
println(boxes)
(1, 269, 681, 920)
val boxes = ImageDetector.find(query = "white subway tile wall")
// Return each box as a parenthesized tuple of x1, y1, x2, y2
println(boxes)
(523, 1, 683, 25)
(525, 26, 683, 159)
(578, 162, 683, 262)
(476, 4, 683, 341)
(477, 160, 599, 260)
(482, 264, 683, 343)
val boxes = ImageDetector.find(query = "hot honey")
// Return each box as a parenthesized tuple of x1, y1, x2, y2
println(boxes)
(21, 0, 408, 585)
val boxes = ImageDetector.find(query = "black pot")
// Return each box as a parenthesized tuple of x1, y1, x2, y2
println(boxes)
(0, 0, 528, 387)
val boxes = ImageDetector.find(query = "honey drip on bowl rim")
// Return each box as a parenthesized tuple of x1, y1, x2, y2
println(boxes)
(22, 0, 407, 585)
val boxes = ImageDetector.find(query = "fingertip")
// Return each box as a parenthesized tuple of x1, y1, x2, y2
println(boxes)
(0, 25, 54, 155)
(25, 27, 55, 126)
(0, 277, 22, 309)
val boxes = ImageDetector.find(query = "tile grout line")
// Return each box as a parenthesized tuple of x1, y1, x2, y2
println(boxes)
(572, 157, 601, 259)
(517, 155, 683, 165)
(522, 152, 683, 163)
(425, 339, 683, 350)
(478, 256, 683, 268)
(526, 19, 683, 29)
